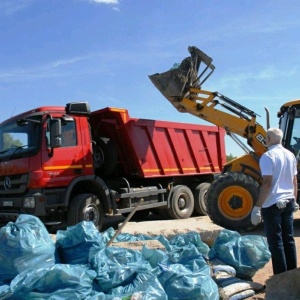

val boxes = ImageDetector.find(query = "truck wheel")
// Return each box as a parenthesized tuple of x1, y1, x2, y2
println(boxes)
(67, 193, 105, 230)
(207, 172, 259, 231)
(194, 182, 210, 216)
(167, 185, 194, 219)
(94, 137, 118, 175)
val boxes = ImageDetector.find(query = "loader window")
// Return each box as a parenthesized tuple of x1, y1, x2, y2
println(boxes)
(289, 117, 300, 155)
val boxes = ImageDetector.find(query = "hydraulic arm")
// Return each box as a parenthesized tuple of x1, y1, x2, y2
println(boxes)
(149, 46, 267, 157)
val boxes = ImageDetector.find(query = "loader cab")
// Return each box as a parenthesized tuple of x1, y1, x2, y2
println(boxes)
(279, 100, 300, 203)
(278, 100, 300, 156)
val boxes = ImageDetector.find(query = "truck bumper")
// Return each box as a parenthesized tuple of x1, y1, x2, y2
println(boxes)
(0, 190, 47, 224)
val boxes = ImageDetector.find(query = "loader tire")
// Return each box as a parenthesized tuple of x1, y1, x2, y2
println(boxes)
(207, 172, 259, 231)
(167, 185, 194, 219)
(67, 193, 105, 230)
(194, 182, 210, 216)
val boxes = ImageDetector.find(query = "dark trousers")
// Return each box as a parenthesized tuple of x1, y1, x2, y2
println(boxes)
(262, 200, 297, 275)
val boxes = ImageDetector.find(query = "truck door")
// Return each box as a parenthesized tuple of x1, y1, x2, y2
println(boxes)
(42, 116, 85, 188)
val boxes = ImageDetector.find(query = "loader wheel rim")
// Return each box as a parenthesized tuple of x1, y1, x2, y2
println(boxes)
(218, 186, 253, 220)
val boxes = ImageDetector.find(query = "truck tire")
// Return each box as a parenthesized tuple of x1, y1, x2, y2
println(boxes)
(94, 137, 118, 175)
(67, 193, 105, 230)
(167, 185, 194, 219)
(207, 172, 259, 231)
(194, 182, 210, 216)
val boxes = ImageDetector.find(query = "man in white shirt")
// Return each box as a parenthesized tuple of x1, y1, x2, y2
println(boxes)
(251, 128, 298, 275)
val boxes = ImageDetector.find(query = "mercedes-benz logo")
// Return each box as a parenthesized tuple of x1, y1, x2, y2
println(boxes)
(4, 177, 11, 190)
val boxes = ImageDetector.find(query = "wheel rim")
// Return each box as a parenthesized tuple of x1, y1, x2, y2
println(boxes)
(177, 193, 189, 211)
(218, 185, 253, 220)
(84, 204, 99, 225)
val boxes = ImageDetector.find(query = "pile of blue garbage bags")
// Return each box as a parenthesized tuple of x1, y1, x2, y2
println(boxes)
(0, 215, 271, 300)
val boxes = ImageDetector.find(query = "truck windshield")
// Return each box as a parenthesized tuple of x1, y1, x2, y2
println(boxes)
(0, 116, 42, 161)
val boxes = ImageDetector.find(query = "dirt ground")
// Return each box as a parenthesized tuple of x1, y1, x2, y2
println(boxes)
(238, 210, 300, 299)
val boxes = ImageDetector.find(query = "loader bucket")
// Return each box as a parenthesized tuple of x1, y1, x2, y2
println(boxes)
(149, 57, 194, 101)
(149, 46, 215, 101)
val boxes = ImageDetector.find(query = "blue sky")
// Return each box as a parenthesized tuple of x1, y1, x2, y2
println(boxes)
(1, 0, 300, 157)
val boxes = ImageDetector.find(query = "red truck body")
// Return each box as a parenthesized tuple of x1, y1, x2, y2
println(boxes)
(90, 107, 225, 178)
(0, 102, 225, 229)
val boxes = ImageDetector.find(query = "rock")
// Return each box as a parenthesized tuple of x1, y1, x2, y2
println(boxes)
(265, 268, 300, 299)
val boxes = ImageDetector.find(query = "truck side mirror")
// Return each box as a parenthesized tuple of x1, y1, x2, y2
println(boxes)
(50, 119, 62, 148)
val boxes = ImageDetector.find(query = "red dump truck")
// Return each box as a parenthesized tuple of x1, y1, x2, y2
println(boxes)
(0, 102, 226, 230)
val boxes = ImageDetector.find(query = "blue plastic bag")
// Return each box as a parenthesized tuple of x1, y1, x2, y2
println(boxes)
(0, 284, 12, 299)
(56, 221, 106, 264)
(89, 246, 151, 293)
(142, 245, 170, 268)
(0, 214, 55, 283)
(156, 231, 209, 264)
(168, 243, 205, 264)
(168, 231, 210, 257)
(10, 264, 96, 299)
(109, 267, 168, 300)
(116, 232, 155, 243)
(158, 257, 219, 300)
(209, 229, 271, 278)
(101, 228, 154, 244)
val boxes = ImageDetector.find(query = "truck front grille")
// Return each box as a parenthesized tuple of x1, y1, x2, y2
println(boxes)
(0, 174, 28, 195)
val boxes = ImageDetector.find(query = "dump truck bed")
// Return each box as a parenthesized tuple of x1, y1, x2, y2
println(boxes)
(90, 107, 226, 178)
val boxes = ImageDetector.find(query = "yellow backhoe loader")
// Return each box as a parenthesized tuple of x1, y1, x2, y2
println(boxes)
(149, 46, 300, 230)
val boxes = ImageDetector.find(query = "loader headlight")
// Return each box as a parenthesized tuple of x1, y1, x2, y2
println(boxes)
(23, 197, 36, 208)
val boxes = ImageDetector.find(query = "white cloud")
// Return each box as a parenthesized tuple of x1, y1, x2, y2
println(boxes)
(0, 0, 33, 15)
(84, 0, 120, 11)
(88, 0, 119, 4)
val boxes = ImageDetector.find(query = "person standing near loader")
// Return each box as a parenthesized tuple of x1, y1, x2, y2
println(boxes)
(251, 127, 298, 275)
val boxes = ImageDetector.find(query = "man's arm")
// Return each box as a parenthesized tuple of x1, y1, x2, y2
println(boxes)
(293, 175, 298, 200)
(255, 175, 273, 207)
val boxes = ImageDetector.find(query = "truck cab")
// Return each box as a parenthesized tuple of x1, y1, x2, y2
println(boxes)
(0, 103, 96, 226)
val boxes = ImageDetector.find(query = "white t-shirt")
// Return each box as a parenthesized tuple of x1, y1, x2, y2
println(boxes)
(259, 144, 297, 208)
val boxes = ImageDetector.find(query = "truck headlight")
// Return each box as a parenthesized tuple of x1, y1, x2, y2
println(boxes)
(23, 197, 36, 208)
